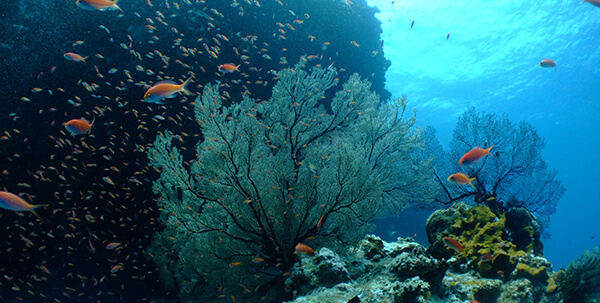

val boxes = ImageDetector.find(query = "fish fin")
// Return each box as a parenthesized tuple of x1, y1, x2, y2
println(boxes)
(113, 2, 124, 13)
(83, 56, 88, 65)
(181, 77, 194, 95)
(468, 178, 476, 188)
(486, 143, 496, 156)
(31, 204, 49, 219)
(154, 80, 178, 85)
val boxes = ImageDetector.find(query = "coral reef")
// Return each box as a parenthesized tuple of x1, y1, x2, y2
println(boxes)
(286, 236, 439, 303)
(425, 202, 547, 283)
(556, 246, 600, 303)
(505, 207, 544, 254)
(287, 248, 350, 296)
(286, 204, 563, 303)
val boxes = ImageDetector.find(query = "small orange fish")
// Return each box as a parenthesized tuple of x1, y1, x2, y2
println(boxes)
(581, 0, 600, 7)
(144, 77, 193, 104)
(110, 265, 123, 273)
(316, 216, 324, 230)
(64, 118, 93, 135)
(0, 191, 47, 218)
(295, 243, 315, 256)
(447, 173, 476, 188)
(539, 59, 557, 71)
(39, 265, 51, 275)
(63, 52, 88, 64)
(442, 237, 465, 252)
(459, 144, 495, 167)
(106, 242, 120, 249)
(218, 63, 240, 73)
(76, 0, 123, 12)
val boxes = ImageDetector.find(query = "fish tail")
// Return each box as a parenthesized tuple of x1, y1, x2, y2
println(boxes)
(486, 143, 496, 156)
(181, 77, 194, 95)
(31, 204, 49, 219)
(468, 178, 476, 188)
(82, 56, 88, 65)
(113, 2, 123, 13)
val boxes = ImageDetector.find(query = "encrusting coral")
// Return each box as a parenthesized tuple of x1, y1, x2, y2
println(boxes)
(286, 236, 441, 303)
(285, 233, 563, 303)
(286, 248, 350, 296)
(425, 202, 548, 283)
(283, 202, 582, 303)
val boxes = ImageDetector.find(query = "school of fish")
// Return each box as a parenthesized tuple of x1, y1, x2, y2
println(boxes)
(2, 0, 595, 300)
(1, 0, 382, 301)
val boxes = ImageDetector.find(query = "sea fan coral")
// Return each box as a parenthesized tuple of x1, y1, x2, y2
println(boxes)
(147, 62, 435, 301)
(557, 246, 600, 303)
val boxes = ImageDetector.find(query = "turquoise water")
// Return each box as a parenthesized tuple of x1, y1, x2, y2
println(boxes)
(368, 0, 600, 268)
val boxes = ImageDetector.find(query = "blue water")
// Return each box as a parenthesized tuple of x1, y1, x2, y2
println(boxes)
(0, 0, 598, 301)
(367, 0, 600, 268)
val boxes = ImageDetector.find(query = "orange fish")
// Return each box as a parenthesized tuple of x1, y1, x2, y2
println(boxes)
(539, 59, 557, 71)
(110, 265, 123, 273)
(295, 243, 315, 256)
(459, 144, 495, 167)
(218, 63, 240, 73)
(581, 0, 600, 7)
(442, 237, 465, 252)
(317, 216, 324, 230)
(106, 242, 121, 249)
(144, 77, 193, 104)
(76, 0, 123, 12)
(64, 118, 93, 135)
(447, 173, 476, 188)
(0, 191, 47, 219)
(63, 52, 88, 64)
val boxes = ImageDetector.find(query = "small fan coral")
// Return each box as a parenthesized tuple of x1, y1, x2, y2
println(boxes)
(557, 246, 600, 303)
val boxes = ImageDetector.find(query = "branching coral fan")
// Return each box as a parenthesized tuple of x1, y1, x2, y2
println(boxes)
(147, 61, 435, 301)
